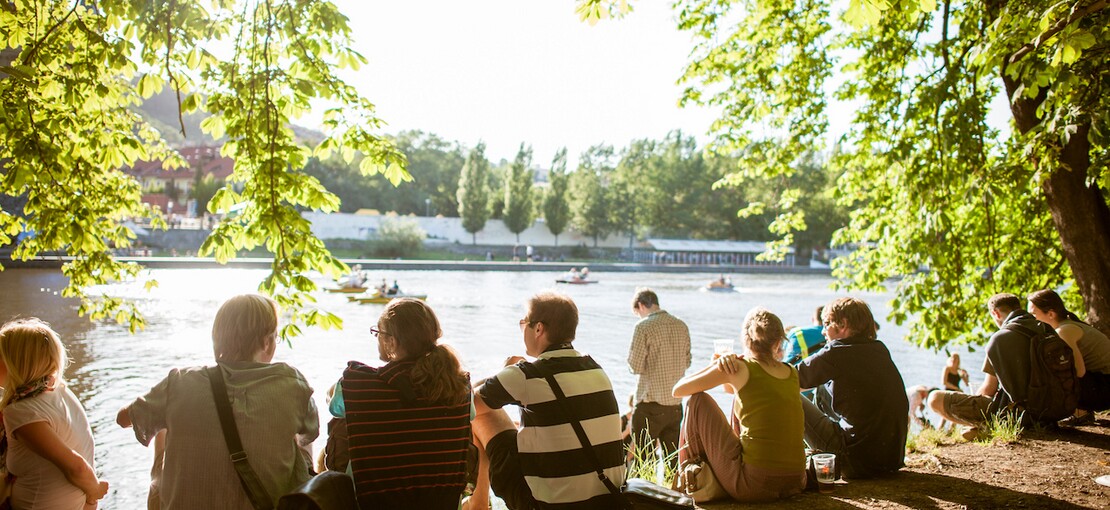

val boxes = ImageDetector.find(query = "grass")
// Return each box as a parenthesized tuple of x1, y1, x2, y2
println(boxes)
(906, 425, 962, 453)
(626, 435, 680, 488)
(976, 411, 1024, 445)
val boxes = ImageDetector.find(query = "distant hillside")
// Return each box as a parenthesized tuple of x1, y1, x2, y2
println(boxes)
(136, 88, 325, 148)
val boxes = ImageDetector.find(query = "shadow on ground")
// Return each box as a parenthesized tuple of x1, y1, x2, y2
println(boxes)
(701, 470, 1090, 510)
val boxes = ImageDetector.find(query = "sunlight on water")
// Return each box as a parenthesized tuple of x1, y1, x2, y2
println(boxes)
(0, 268, 986, 509)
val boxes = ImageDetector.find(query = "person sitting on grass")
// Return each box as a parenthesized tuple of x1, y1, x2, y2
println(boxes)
(796, 297, 908, 479)
(1027, 289, 1110, 427)
(928, 293, 1038, 439)
(673, 307, 806, 503)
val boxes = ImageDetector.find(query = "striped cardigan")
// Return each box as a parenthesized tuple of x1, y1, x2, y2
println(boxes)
(341, 360, 471, 510)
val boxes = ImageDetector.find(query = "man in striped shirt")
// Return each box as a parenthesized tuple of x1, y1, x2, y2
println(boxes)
(471, 292, 626, 510)
(628, 287, 691, 471)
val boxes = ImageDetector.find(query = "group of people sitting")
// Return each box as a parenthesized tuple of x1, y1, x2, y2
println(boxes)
(0, 287, 1104, 510)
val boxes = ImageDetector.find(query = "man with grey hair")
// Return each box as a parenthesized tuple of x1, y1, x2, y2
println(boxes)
(628, 287, 691, 470)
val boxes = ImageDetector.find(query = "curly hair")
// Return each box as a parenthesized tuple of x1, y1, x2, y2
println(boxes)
(741, 307, 786, 361)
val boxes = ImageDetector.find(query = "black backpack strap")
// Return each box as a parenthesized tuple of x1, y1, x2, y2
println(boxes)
(537, 364, 623, 498)
(207, 365, 274, 510)
(1001, 321, 1040, 338)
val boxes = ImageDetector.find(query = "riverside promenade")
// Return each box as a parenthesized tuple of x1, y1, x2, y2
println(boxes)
(4, 255, 830, 274)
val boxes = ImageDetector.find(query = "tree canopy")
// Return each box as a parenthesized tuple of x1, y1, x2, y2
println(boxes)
(578, 0, 1109, 348)
(1, 0, 406, 336)
(502, 143, 535, 242)
(543, 148, 572, 245)
(457, 142, 491, 244)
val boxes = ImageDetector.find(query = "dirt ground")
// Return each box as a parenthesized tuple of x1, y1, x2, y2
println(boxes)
(702, 412, 1110, 510)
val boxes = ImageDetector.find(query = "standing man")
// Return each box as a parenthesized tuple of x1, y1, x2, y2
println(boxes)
(628, 288, 691, 470)
(928, 293, 1038, 437)
(469, 292, 625, 510)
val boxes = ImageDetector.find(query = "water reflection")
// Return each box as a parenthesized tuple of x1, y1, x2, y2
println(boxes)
(0, 268, 984, 509)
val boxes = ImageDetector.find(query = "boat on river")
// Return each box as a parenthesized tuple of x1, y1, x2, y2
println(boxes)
(704, 276, 735, 292)
(555, 279, 599, 284)
(348, 293, 428, 304)
(326, 286, 368, 294)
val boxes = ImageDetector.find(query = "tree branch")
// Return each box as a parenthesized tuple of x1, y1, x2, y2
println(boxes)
(1007, 0, 1109, 65)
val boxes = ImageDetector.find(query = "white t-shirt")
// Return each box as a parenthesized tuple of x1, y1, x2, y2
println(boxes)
(4, 384, 95, 510)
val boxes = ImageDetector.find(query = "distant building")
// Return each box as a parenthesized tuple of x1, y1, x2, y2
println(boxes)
(123, 146, 234, 216)
(635, 239, 796, 267)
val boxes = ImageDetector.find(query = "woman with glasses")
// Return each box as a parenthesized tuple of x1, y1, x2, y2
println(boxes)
(327, 298, 473, 510)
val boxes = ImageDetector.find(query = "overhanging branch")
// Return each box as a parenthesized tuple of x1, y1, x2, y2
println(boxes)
(1007, 0, 1109, 65)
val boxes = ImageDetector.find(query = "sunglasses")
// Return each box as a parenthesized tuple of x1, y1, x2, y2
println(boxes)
(370, 327, 391, 338)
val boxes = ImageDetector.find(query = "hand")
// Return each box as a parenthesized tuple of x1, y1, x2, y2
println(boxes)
(84, 481, 109, 508)
(715, 353, 743, 374)
(504, 355, 526, 367)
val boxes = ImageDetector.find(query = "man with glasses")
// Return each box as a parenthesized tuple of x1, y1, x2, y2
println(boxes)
(467, 292, 625, 510)
(627, 287, 690, 472)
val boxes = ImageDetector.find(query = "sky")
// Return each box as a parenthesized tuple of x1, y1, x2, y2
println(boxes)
(323, 1, 721, 169)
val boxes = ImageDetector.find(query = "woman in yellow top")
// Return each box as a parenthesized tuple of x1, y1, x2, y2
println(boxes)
(672, 307, 806, 503)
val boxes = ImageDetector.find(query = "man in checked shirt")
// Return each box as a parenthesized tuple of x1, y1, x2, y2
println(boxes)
(628, 287, 692, 471)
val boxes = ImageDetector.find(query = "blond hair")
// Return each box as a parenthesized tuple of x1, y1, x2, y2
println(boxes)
(742, 307, 786, 361)
(212, 294, 278, 362)
(0, 318, 67, 412)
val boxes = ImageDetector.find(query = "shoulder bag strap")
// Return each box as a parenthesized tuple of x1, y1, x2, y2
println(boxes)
(206, 365, 274, 510)
(538, 367, 623, 497)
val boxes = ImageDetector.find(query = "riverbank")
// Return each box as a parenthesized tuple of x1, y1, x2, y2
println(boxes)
(703, 412, 1110, 509)
(4, 255, 831, 274)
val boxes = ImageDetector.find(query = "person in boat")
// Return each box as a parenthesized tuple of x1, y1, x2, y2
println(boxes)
(578, 267, 590, 282)
(377, 279, 389, 296)
(709, 275, 733, 289)
(343, 265, 366, 289)
(564, 267, 580, 281)
(388, 280, 401, 296)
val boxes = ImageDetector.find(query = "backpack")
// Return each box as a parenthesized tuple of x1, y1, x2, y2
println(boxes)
(1002, 322, 1079, 424)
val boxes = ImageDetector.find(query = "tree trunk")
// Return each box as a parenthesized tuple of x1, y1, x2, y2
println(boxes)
(554, 234, 559, 247)
(1004, 72, 1110, 337)
(471, 232, 476, 246)
(1041, 122, 1110, 337)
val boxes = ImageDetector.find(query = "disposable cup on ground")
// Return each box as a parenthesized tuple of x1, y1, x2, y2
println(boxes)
(812, 453, 836, 494)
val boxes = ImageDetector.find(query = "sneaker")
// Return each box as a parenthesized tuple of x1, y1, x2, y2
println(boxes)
(960, 426, 981, 441)
(1058, 412, 1095, 427)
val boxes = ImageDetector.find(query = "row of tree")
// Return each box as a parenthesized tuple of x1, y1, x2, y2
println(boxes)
(304, 130, 846, 258)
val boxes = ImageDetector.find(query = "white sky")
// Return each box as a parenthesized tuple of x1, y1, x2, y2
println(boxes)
(324, 1, 721, 168)
(316, 1, 1010, 170)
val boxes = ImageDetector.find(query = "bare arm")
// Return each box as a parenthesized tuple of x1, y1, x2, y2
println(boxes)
(673, 360, 747, 398)
(13, 422, 109, 506)
(1057, 324, 1087, 378)
(976, 373, 999, 398)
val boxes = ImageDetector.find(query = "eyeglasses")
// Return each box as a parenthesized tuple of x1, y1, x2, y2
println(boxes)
(370, 327, 391, 338)
(519, 318, 535, 332)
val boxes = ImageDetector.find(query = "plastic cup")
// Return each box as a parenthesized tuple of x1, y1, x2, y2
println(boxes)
(713, 339, 734, 357)
(812, 453, 836, 493)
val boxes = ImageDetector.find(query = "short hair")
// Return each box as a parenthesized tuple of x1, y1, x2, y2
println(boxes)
(527, 292, 578, 344)
(823, 297, 877, 341)
(0, 318, 67, 411)
(987, 293, 1021, 314)
(212, 294, 278, 362)
(632, 288, 659, 309)
(742, 307, 786, 360)
(812, 306, 825, 325)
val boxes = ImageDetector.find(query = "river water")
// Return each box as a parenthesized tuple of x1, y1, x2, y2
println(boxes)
(0, 268, 985, 508)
